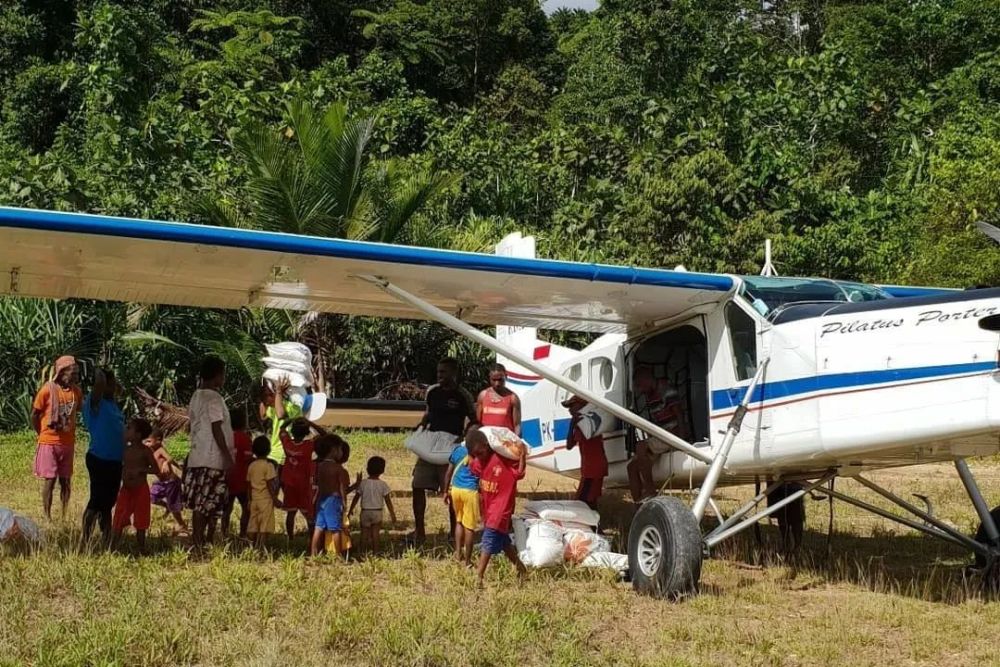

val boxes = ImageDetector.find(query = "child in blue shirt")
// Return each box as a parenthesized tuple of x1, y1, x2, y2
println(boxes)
(444, 439, 482, 566)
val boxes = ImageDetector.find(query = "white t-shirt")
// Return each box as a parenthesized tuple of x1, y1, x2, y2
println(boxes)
(187, 388, 234, 470)
(358, 478, 391, 511)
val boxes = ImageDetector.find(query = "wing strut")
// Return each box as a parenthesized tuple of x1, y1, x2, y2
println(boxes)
(692, 358, 770, 520)
(364, 276, 713, 465)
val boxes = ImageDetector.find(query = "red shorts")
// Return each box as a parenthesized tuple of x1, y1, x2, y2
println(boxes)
(281, 478, 314, 517)
(113, 483, 151, 531)
(576, 477, 603, 508)
(34, 444, 74, 479)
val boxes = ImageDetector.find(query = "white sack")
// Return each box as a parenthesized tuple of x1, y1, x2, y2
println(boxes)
(0, 507, 41, 545)
(265, 342, 312, 365)
(263, 368, 310, 389)
(404, 430, 459, 465)
(479, 425, 528, 460)
(581, 551, 628, 573)
(523, 500, 600, 528)
(262, 356, 311, 375)
(574, 403, 615, 439)
(519, 520, 565, 568)
(512, 516, 529, 553)
(563, 529, 611, 564)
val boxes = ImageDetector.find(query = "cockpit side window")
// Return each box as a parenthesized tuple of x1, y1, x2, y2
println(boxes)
(726, 302, 758, 381)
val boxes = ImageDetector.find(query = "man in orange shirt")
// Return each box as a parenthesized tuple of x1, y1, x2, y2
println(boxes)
(31, 355, 83, 520)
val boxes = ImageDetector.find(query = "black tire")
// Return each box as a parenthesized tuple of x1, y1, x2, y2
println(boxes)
(973, 505, 1000, 568)
(627, 496, 703, 599)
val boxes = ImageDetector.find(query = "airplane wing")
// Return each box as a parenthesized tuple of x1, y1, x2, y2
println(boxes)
(0, 207, 735, 333)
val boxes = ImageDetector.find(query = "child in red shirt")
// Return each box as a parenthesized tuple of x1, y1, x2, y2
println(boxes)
(467, 428, 527, 587)
(563, 396, 608, 511)
(223, 408, 253, 538)
(280, 418, 325, 539)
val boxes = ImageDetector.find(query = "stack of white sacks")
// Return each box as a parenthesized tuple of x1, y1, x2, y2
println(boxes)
(263, 342, 314, 389)
(262, 342, 327, 419)
(513, 500, 628, 574)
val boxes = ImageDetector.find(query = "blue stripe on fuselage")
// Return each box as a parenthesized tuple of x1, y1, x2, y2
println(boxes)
(522, 362, 996, 441)
(520, 417, 572, 448)
(710, 361, 996, 412)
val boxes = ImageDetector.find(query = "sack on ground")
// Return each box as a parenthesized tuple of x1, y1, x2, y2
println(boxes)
(265, 342, 312, 365)
(404, 429, 459, 465)
(581, 551, 628, 573)
(0, 507, 41, 545)
(479, 425, 528, 460)
(512, 516, 529, 553)
(523, 499, 600, 528)
(574, 403, 615, 439)
(563, 529, 611, 564)
(263, 368, 310, 389)
(519, 519, 565, 568)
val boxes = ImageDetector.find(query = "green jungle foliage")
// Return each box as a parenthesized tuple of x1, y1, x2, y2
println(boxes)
(0, 0, 998, 429)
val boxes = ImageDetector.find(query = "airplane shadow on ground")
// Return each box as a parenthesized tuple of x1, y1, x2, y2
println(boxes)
(561, 490, 988, 604)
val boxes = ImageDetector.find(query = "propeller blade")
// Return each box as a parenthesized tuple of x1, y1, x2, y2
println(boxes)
(975, 221, 1000, 245)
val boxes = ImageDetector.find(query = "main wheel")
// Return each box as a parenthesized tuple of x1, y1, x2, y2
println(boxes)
(627, 496, 703, 599)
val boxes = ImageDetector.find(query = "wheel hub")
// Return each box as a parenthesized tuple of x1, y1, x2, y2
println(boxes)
(637, 525, 663, 577)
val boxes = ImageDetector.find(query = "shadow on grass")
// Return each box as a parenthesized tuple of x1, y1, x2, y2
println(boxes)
(514, 487, 994, 604)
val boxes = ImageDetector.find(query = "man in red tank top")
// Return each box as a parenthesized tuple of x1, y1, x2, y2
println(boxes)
(476, 364, 521, 436)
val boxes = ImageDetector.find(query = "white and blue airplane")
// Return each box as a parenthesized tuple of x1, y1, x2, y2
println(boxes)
(2, 205, 1000, 598)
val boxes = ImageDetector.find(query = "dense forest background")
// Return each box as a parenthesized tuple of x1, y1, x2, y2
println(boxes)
(0, 0, 998, 428)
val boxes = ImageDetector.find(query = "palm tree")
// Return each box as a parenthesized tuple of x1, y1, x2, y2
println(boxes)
(202, 99, 456, 243)
(199, 99, 458, 394)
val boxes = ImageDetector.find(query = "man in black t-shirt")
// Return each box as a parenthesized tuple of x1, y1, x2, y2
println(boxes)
(409, 357, 477, 545)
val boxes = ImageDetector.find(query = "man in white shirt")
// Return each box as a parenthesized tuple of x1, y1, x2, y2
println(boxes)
(184, 356, 234, 551)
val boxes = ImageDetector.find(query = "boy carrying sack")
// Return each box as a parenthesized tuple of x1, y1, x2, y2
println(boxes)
(467, 428, 527, 587)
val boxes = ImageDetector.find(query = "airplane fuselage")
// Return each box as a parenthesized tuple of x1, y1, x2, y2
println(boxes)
(511, 283, 1000, 489)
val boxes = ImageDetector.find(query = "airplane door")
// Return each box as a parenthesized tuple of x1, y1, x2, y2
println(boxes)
(552, 335, 626, 473)
(709, 300, 773, 458)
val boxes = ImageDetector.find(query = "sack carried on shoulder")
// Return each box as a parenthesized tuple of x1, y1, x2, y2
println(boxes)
(404, 430, 459, 465)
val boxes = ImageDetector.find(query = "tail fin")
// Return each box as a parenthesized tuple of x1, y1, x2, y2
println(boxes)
(495, 233, 544, 397)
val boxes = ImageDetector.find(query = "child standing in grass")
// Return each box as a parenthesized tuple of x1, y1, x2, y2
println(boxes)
(444, 440, 481, 566)
(223, 408, 252, 538)
(467, 427, 528, 587)
(147, 429, 189, 535)
(281, 418, 325, 539)
(311, 434, 351, 557)
(349, 456, 396, 552)
(112, 418, 157, 550)
(247, 436, 280, 548)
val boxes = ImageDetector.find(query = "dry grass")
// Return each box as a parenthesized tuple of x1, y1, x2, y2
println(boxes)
(2, 430, 1000, 666)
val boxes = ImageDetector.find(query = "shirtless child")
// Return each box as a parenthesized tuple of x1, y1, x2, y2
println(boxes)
(311, 433, 351, 557)
(112, 418, 157, 550)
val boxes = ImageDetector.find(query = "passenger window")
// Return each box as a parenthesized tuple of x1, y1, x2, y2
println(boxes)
(590, 357, 614, 392)
(558, 363, 583, 403)
(726, 303, 758, 381)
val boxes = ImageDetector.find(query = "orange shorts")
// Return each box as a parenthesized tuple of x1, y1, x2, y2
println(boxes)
(113, 483, 151, 531)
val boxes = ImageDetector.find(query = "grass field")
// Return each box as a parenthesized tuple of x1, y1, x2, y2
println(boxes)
(3, 431, 1000, 666)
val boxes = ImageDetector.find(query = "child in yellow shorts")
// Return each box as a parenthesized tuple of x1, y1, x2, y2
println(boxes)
(444, 438, 481, 566)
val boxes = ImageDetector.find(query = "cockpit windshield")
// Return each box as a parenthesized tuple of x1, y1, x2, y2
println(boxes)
(740, 276, 893, 317)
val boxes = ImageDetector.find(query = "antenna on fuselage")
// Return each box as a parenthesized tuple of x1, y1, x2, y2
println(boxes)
(760, 239, 778, 276)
